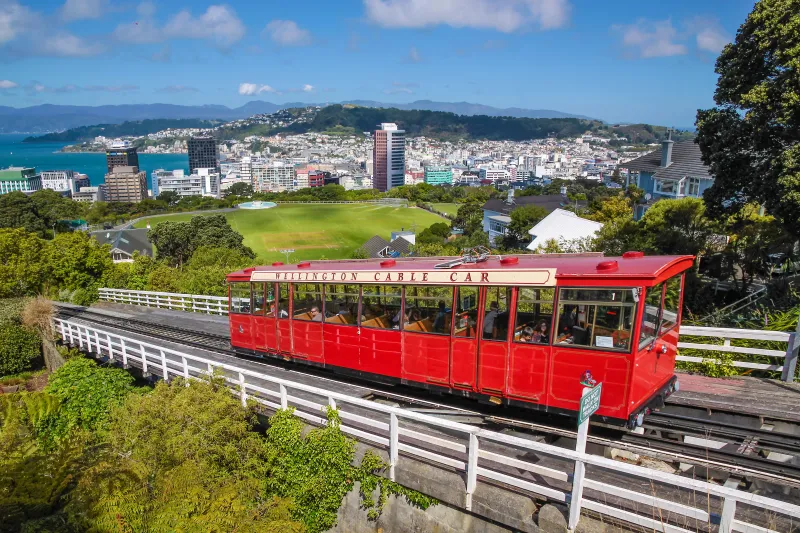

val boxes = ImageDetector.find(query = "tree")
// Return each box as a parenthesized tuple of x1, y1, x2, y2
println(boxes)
(452, 202, 484, 236)
(0, 324, 41, 376)
(502, 204, 548, 248)
(695, 0, 800, 235)
(156, 190, 180, 207)
(225, 182, 254, 197)
(0, 229, 48, 297)
(45, 231, 113, 301)
(0, 192, 47, 236)
(640, 198, 716, 257)
(587, 194, 633, 223)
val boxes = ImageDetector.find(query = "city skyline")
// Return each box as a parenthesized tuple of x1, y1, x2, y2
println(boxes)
(0, 0, 754, 126)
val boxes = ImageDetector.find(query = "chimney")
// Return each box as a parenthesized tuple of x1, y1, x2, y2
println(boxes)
(660, 130, 674, 168)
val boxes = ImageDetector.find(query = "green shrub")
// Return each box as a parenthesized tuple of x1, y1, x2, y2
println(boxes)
(43, 358, 139, 444)
(0, 324, 41, 377)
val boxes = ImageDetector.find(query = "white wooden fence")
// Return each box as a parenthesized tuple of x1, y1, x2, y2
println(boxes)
(54, 317, 800, 533)
(678, 325, 799, 382)
(98, 288, 228, 315)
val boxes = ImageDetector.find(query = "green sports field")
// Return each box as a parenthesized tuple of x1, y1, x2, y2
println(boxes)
(430, 203, 460, 216)
(133, 204, 446, 262)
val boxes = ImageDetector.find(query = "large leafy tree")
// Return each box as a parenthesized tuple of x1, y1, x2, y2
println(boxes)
(148, 214, 255, 266)
(502, 205, 548, 249)
(0, 228, 48, 297)
(0, 192, 48, 237)
(695, 0, 800, 235)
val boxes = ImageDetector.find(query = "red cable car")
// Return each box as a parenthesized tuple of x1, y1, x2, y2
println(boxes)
(226, 252, 694, 428)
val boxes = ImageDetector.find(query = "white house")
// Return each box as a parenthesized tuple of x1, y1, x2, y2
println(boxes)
(526, 209, 604, 251)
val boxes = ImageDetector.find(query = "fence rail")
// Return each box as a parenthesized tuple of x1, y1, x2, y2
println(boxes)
(54, 317, 800, 533)
(98, 288, 228, 315)
(678, 325, 799, 382)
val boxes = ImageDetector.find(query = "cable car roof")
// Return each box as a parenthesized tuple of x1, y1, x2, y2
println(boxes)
(227, 253, 694, 286)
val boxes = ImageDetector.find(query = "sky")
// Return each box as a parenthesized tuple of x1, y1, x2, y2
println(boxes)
(0, 0, 757, 126)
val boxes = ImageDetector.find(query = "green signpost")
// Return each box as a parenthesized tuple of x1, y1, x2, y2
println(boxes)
(578, 382, 602, 426)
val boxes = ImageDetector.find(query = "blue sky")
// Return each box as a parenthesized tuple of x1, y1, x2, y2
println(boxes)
(0, 0, 756, 126)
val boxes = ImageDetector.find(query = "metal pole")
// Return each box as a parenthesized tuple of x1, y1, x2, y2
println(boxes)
(568, 387, 591, 531)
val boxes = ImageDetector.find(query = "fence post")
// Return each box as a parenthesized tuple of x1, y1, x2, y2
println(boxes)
(120, 338, 128, 368)
(239, 372, 247, 407)
(94, 330, 102, 356)
(465, 433, 479, 511)
(781, 315, 800, 382)
(328, 397, 336, 410)
(279, 384, 288, 409)
(141, 344, 149, 375)
(389, 413, 399, 482)
(719, 497, 737, 533)
(106, 332, 114, 361)
(160, 349, 169, 381)
(182, 356, 190, 384)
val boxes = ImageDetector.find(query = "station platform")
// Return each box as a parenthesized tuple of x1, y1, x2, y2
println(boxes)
(669, 372, 800, 423)
(74, 301, 800, 425)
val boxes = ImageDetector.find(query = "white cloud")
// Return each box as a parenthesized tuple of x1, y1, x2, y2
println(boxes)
(113, 19, 161, 44)
(612, 19, 687, 58)
(0, 79, 18, 89)
(158, 85, 199, 93)
(302, 84, 315, 92)
(239, 83, 278, 96)
(363, 0, 570, 32)
(164, 5, 246, 48)
(691, 20, 729, 54)
(61, 0, 107, 22)
(392, 81, 419, 88)
(384, 87, 413, 94)
(408, 46, 421, 62)
(38, 32, 104, 57)
(26, 82, 138, 94)
(0, 1, 36, 45)
(263, 19, 312, 46)
(136, 1, 156, 18)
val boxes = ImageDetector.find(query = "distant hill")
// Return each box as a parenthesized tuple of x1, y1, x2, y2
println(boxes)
(265, 105, 597, 141)
(23, 119, 224, 143)
(609, 123, 695, 145)
(0, 100, 594, 134)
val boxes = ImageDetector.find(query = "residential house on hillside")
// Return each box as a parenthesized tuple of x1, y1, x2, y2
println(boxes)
(526, 209, 604, 251)
(620, 133, 712, 220)
(359, 232, 415, 259)
(91, 229, 153, 263)
(481, 191, 580, 245)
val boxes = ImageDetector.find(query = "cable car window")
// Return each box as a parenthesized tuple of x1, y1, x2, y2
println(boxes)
(454, 286, 479, 338)
(555, 288, 637, 351)
(483, 286, 511, 341)
(514, 288, 555, 344)
(324, 284, 359, 325)
(403, 286, 453, 334)
(361, 285, 402, 330)
(661, 275, 682, 333)
(276, 284, 290, 319)
(639, 283, 663, 348)
(252, 282, 269, 316)
(229, 283, 251, 314)
(293, 283, 323, 321)
(264, 284, 276, 317)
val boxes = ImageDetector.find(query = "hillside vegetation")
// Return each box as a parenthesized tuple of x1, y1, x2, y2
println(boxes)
(23, 119, 224, 143)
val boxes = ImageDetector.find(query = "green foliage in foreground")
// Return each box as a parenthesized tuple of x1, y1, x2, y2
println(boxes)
(0, 324, 41, 377)
(0, 363, 435, 532)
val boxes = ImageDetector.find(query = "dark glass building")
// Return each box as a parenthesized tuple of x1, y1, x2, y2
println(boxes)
(188, 136, 219, 174)
(105, 146, 139, 173)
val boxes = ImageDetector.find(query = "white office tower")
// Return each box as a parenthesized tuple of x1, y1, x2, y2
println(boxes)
(195, 168, 221, 198)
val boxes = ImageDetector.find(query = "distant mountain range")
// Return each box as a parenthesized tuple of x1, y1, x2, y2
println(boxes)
(0, 100, 594, 134)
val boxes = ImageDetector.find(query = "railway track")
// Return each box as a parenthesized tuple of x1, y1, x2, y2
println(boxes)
(55, 305, 800, 489)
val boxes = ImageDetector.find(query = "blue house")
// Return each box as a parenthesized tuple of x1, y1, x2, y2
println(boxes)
(621, 134, 713, 220)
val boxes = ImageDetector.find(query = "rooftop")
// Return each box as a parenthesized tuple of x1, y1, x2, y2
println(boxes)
(621, 141, 711, 181)
(482, 194, 577, 216)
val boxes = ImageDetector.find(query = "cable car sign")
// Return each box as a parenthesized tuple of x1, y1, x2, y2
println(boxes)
(251, 268, 556, 286)
(578, 383, 602, 425)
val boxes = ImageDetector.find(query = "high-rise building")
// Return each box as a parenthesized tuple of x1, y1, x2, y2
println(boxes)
(188, 136, 219, 174)
(253, 161, 296, 192)
(106, 144, 139, 173)
(40, 170, 90, 194)
(424, 166, 453, 186)
(0, 167, 42, 195)
(105, 166, 147, 203)
(372, 123, 405, 192)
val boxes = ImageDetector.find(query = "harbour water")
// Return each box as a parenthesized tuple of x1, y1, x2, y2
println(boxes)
(0, 134, 189, 191)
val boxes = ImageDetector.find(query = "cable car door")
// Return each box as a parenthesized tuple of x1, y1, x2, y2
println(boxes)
(476, 286, 512, 396)
(450, 286, 480, 391)
(275, 283, 292, 354)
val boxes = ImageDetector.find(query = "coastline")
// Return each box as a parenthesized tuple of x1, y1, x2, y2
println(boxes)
(57, 148, 188, 155)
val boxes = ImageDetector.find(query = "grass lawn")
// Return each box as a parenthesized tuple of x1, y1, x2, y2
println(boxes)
(133, 204, 446, 262)
(430, 203, 461, 217)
